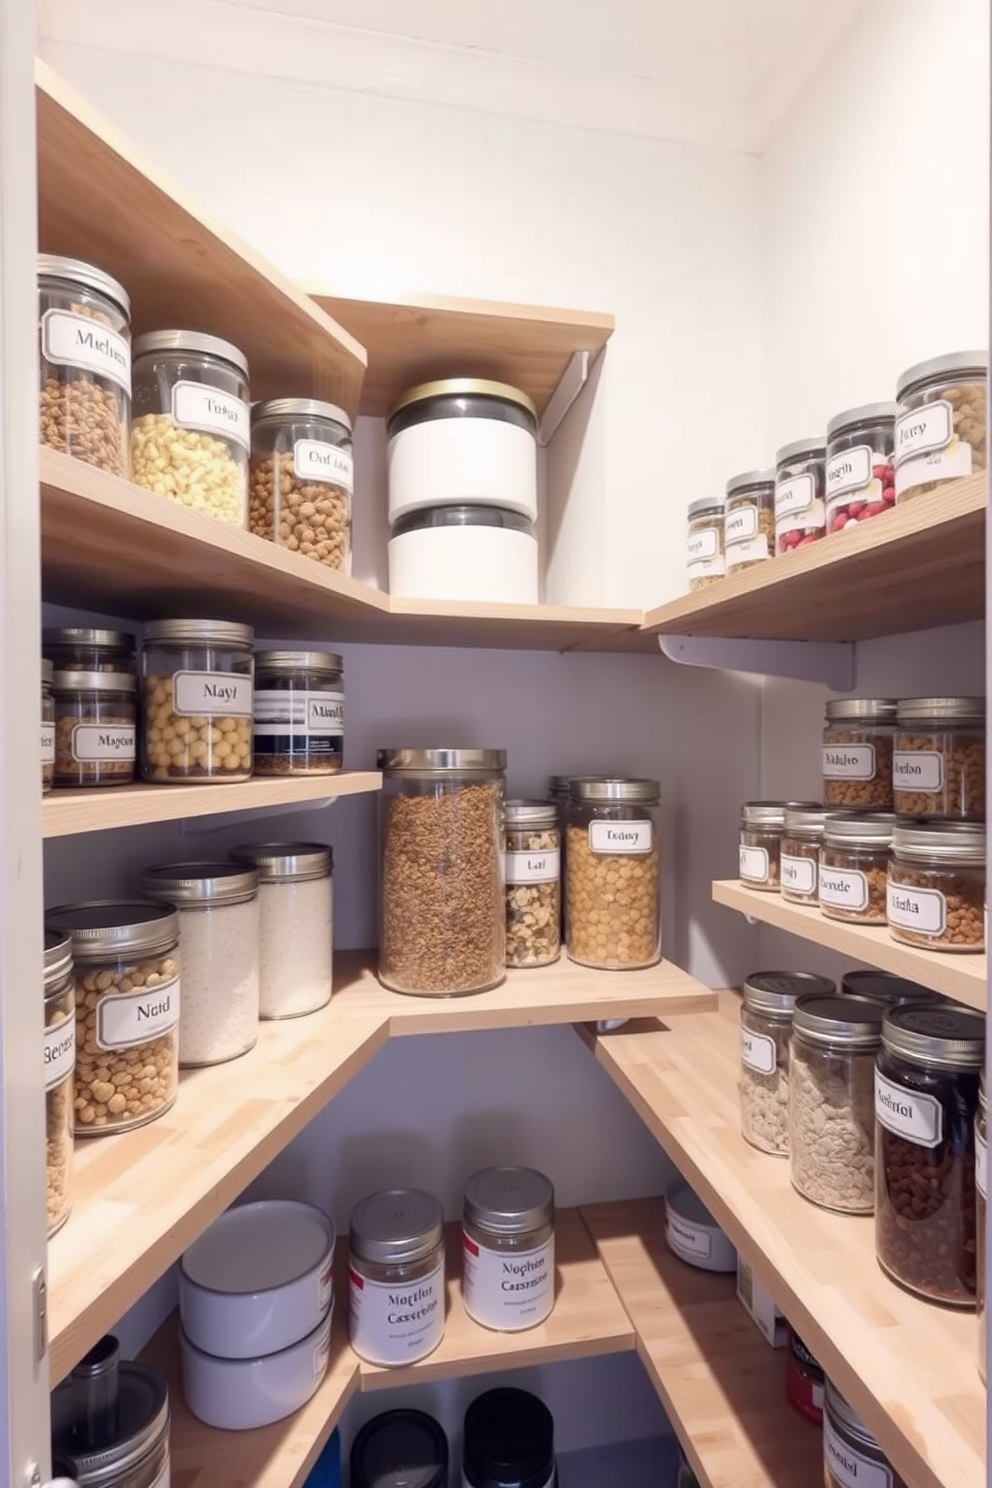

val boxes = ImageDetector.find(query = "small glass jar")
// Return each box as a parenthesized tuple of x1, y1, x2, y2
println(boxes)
(230, 842, 333, 1019)
(38, 254, 131, 477)
(140, 862, 260, 1066)
(825, 402, 897, 533)
(44, 930, 75, 1237)
(43, 628, 137, 674)
(463, 1390, 557, 1488)
(780, 806, 829, 905)
(789, 992, 884, 1214)
(686, 495, 725, 590)
(774, 436, 826, 555)
(252, 649, 344, 776)
(895, 351, 987, 502)
(875, 1001, 985, 1305)
(52, 670, 137, 788)
(131, 330, 250, 524)
(819, 812, 894, 925)
(378, 749, 506, 995)
(566, 778, 661, 969)
(822, 698, 897, 810)
(823, 1379, 907, 1488)
(740, 971, 834, 1157)
(725, 468, 775, 574)
(977, 1075, 987, 1382)
(739, 801, 816, 891)
(348, 1189, 446, 1366)
(463, 1166, 555, 1332)
(786, 1327, 824, 1425)
(893, 696, 985, 820)
(886, 820, 985, 953)
(51, 1336, 171, 1488)
(141, 619, 254, 784)
(41, 659, 55, 795)
(504, 800, 561, 968)
(45, 901, 180, 1135)
(249, 399, 353, 572)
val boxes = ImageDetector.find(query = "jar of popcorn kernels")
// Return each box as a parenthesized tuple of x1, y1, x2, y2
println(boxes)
(566, 778, 661, 969)
(504, 800, 561, 968)
(141, 619, 254, 784)
(250, 399, 354, 572)
(44, 930, 75, 1235)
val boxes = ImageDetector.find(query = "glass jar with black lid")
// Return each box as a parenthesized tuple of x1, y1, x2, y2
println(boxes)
(51, 1334, 170, 1488)
(253, 650, 344, 776)
(462, 1387, 557, 1488)
(351, 1409, 448, 1488)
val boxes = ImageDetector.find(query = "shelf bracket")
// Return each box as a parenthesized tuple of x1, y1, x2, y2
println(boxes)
(538, 349, 590, 446)
(181, 798, 341, 836)
(657, 634, 855, 690)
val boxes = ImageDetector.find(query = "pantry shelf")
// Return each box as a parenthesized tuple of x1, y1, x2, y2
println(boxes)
(712, 880, 987, 1009)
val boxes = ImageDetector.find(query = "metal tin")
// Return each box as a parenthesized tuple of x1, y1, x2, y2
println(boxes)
(51, 669, 137, 695)
(741, 800, 817, 828)
(38, 254, 130, 317)
(726, 468, 775, 498)
(826, 403, 900, 440)
(464, 1167, 554, 1236)
(229, 842, 333, 883)
(140, 862, 259, 906)
(45, 901, 179, 961)
(51, 1337, 169, 1488)
(896, 351, 988, 401)
(350, 1189, 444, 1266)
(254, 649, 342, 675)
(891, 820, 986, 863)
(378, 747, 506, 773)
(389, 378, 537, 423)
(775, 436, 826, 465)
(896, 696, 985, 724)
(571, 777, 660, 804)
(881, 1002, 985, 1068)
(823, 812, 895, 847)
(792, 992, 885, 1048)
(743, 971, 834, 1015)
(44, 929, 73, 988)
(132, 328, 248, 379)
(825, 698, 898, 722)
(142, 618, 254, 648)
(252, 397, 351, 433)
(688, 494, 725, 519)
(504, 800, 558, 830)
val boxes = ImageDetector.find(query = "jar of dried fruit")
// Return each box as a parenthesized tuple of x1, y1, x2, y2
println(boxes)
(977, 1074, 987, 1382)
(724, 469, 775, 574)
(774, 436, 826, 554)
(504, 800, 560, 968)
(566, 778, 661, 970)
(895, 351, 987, 502)
(780, 806, 829, 905)
(250, 399, 354, 572)
(141, 619, 254, 784)
(819, 812, 894, 925)
(739, 971, 834, 1157)
(822, 698, 896, 810)
(253, 650, 344, 776)
(44, 930, 75, 1236)
(886, 820, 985, 954)
(52, 670, 137, 789)
(825, 402, 897, 532)
(893, 696, 985, 820)
(686, 495, 725, 590)
(41, 659, 55, 795)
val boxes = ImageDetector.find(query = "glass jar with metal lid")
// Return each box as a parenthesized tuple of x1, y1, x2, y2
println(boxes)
(44, 929, 75, 1236)
(462, 1166, 555, 1332)
(44, 901, 180, 1135)
(253, 650, 344, 776)
(131, 329, 250, 524)
(740, 971, 835, 1157)
(725, 468, 775, 574)
(823, 1379, 907, 1488)
(43, 627, 137, 674)
(739, 801, 817, 892)
(774, 437, 826, 555)
(51, 1334, 170, 1488)
(780, 806, 829, 905)
(230, 842, 333, 1019)
(249, 398, 353, 572)
(38, 254, 131, 477)
(819, 812, 894, 925)
(348, 1188, 446, 1366)
(789, 992, 884, 1214)
(895, 351, 987, 502)
(141, 618, 254, 783)
(978, 1074, 987, 1380)
(52, 670, 137, 788)
(893, 696, 985, 820)
(825, 402, 898, 533)
(823, 698, 896, 810)
(378, 749, 506, 995)
(875, 1002, 985, 1304)
(566, 778, 661, 969)
(504, 800, 560, 968)
(686, 495, 725, 590)
(41, 659, 55, 795)
(886, 820, 985, 953)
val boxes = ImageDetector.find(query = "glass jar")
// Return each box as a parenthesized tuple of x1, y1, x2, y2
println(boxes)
(230, 843, 333, 1019)
(977, 1075, 987, 1382)
(686, 495, 725, 590)
(252, 649, 344, 776)
(786, 1327, 824, 1425)
(504, 800, 561, 968)
(725, 468, 775, 574)
(249, 399, 353, 572)
(823, 1379, 907, 1488)
(840, 969, 935, 1009)
(825, 402, 897, 533)
(739, 801, 816, 892)
(38, 254, 131, 477)
(895, 351, 987, 502)
(378, 749, 506, 995)
(463, 1389, 557, 1488)
(781, 805, 829, 905)
(774, 436, 826, 554)
(348, 1189, 446, 1366)
(41, 659, 55, 795)
(789, 992, 884, 1214)
(140, 862, 260, 1066)
(44, 930, 75, 1237)
(886, 820, 985, 953)
(51, 1335, 170, 1488)
(131, 330, 250, 524)
(141, 618, 254, 783)
(44, 901, 180, 1135)
(52, 670, 137, 788)
(43, 627, 137, 674)
(819, 812, 894, 925)
(875, 1001, 985, 1305)
(566, 778, 661, 969)
(893, 696, 985, 820)
(463, 1166, 555, 1332)
(822, 698, 897, 810)
(740, 971, 834, 1156)
(351, 1413, 447, 1488)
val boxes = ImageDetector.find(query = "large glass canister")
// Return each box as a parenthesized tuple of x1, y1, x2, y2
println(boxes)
(252, 649, 344, 776)
(51, 1335, 171, 1488)
(724, 468, 775, 574)
(230, 843, 333, 1019)
(978, 1074, 987, 1382)
(377, 748, 506, 995)
(886, 820, 985, 953)
(822, 698, 897, 810)
(44, 930, 75, 1236)
(504, 800, 561, 968)
(892, 696, 985, 820)
(825, 402, 897, 533)
(141, 619, 254, 783)
(249, 398, 353, 572)
(566, 778, 661, 970)
(894, 351, 987, 502)
(740, 971, 834, 1157)
(686, 495, 725, 590)
(774, 436, 826, 554)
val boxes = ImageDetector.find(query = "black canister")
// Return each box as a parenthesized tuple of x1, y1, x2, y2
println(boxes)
(463, 1388, 557, 1488)
(351, 1409, 448, 1488)
(51, 1334, 170, 1487)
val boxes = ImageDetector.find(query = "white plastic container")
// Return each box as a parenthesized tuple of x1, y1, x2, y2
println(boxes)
(388, 504, 538, 603)
(665, 1180, 736, 1272)
(180, 1307, 332, 1430)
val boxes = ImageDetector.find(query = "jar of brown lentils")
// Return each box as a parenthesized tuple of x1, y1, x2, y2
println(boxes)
(250, 399, 353, 572)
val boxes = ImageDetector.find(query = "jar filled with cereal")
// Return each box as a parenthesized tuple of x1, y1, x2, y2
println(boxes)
(893, 697, 985, 820)
(566, 778, 660, 970)
(504, 800, 560, 968)
(686, 495, 725, 591)
(725, 469, 775, 574)
(886, 820, 985, 954)
(41, 659, 55, 795)
(44, 930, 75, 1236)
(895, 351, 987, 502)
(822, 698, 896, 810)
(250, 399, 353, 572)
(780, 805, 829, 905)
(774, 436, 826, 554)
(740, 971, 834, 1157)
(52, 670, 137, 789)
(141, 619, 254, 784)
(819, 812, 893, 925)
(825, 402, 897, 532)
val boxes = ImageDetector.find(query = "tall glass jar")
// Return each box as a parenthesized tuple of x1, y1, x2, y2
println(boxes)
(725, 469, 775, 574)
(249, 399, 353, 572)
(504, 801, 560, 968)
(887, 820, 985, 953)
(823, 1380, 907, 1488)
(780, 806, 829, 905)
(977, 1075, 987, 1382)
(819, 813, 894, 925)
(131, 330, 250, 524)
(895, 351, 987, 502)
(740, 971, 834, 1157)
(52, 670, 137, 788)
(44, 930, 75, 1236)
(462, 1166, 555, 1332)
(893, 696, 985, 819)
(686, 495, 725, 590)
(43, 628, 136, 674)
(253, 650, 344, 775)
(822, 698, 897, 810)
(774, 436, 826, 554)
(348, 1189, 446, 1366)
(825, 402, 897, 532)
(141, 619, 254, 783)
(41, 659, 55, 795)
(566, 778, 661, 969)
(378, 749, 506, 995)
(230, 843, 333, 1018)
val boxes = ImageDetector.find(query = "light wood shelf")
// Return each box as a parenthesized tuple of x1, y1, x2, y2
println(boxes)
(713, 879, 986, 1010)
(579, 998, 984, 1488)
(582, 1199, 822, 1488)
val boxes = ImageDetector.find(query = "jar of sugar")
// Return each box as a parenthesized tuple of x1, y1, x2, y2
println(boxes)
(230, 843, 333, 1018)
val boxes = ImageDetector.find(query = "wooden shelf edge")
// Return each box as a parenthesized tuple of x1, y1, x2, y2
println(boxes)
(301, 284, 616, 335)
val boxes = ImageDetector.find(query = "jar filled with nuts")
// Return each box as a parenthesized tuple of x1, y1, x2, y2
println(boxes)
(774, 436, 826, 554)
(887, 820, 985, 953)
(45, 900, 180, 1135)
(819, 812, 894, 925)
(131, 330, 250, 525)
(253, 650, 344, 775)
(41, 659, 55, 795)
(977, 1074, 987, 1381)
(250, 399, 353, 572)
(822, 698, 896, 810)
(52, 670, 137, 788)
(875, 1001, 985, 1305)
(686, 495, 725, 590)
(780, 805, 829, 905)
(38, 254, 131, 477)
(725, 469, 775, 574)
(825, 402, 897, 532)
(504, 800, 560, 969)
(740, 971, 834, 1157)
(893, 696, 985, 820)
(141, 619, 254, 783)
(895, 351, 987, 502)
(739, 801, 816, 892)
(44, 930, 75, 1236)
(43, 626, 136, 674)
(566, 778, 661, 970)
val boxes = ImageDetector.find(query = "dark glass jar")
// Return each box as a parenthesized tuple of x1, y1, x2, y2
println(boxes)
(462, 1388, 557, 1488)
(785, 1326, 824, 1425)
(253, 650, 344, 776)
(351, 1410, 448, 1488)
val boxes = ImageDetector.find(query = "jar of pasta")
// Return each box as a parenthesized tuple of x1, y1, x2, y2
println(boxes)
(774, 436, 826, 554)
(504, 801, 560, 968)
(893, 697, 985, 820)
(566, 778, 661, 969)
(819, 813, 893, 925)
(886, 821, 985, 953)
(44, 930, 75, 1235)
(250, 399, 353, 571)
(822, 698, 896, 810)
(780, 806, 829, 905)
(895, 351, 987, 501)
(686, 495, 725, 590)
(141, 619, 254, 783)
(725, 469, 775, 574)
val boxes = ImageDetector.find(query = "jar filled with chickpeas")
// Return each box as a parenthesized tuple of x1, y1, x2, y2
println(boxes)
(44, 930, 75, 1236)
(504, 800, 561, 968)
(895, 351, 987, 502)
(131, 330, 250, 525)
(566, 779, 661, 970)
(52, 670, 137, 789)
(141, 619, 254, 784)
(41, 659, 55, 795)
(822, 698, 896, 811)
(250, 399, 353, 572)
(893, 697, 985, 821)
(44, 901, 180, 1135)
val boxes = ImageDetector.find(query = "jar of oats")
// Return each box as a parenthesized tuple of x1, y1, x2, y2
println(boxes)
(52, 670, 137, 789)
(780, 805, 829, 905)
(566, 778, 661, 970)
(686, 495, 725, 590)
(504, 800, 560, 968)
(141, 619, 254, 783)
(725, 469, 775, 574)
(895, 351, 987, 502)
(250, 399, 353, 572)
(887, 821, 985, 954)
(893, 697, 985, 820)
(44, 930, 75, 1236)
(41, 660, 55, 795)
(740, 971, 834, 1157)
(822, 698, 897, 810)
(819, 813, 894, 925)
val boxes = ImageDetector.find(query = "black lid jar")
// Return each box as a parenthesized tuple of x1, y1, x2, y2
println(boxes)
(351, 1408, 449, 1488)
(463, 1388, 556, 1488)
(51, 1334, 170, 1488)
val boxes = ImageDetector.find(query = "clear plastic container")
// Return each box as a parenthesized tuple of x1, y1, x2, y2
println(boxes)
(43, 627, 136, 674)
(739, 971, 834, 1157)
(895, 351, 987, 501)
(822, 698, 896, 810)
(780, 806, 829, 905)
(463, 1166, 555, 1332)
(725, 469, 775, 574)
(44, 930, 75, 1236)
(686, 495, 725, 590)
(893, 696, 985, 820)
(348, 1189, 446, 1366)
(886, 820, 985, 953)
(253, 649, 344, 776)
(819, 813, 894, 925)
(825, 402, 897, 533)
(141, 618, 254, 783)
(823, 1379, 907, 1488)
(41, 659, 54, 795)
(566, 778, 661, 969)
(52, 670, 137, 788)
(977, 1075, 986, 1382)
(774, 436, 826, 554)
(230, 843, 333, 1019)
(249, 399, 353, 572)
(504, 801, 561, 968)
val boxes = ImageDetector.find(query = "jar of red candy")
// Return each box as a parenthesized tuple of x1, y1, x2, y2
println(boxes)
(825, 403, 897, 533)
(774, 437, 826, 555)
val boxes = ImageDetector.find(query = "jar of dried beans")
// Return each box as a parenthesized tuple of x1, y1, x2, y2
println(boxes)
(141, 619, 254, 783)
(253, 650, 344, 775)
(739, 801, 816, 892)
(250, 399, 353, 571)
(886, 820, 985, 953)
(739, 971, 834, 1157)
(875, 1001, 985, 1305)
(774, 436, 826, 554)
(819, 812, 894, 925)
(566, 778, 661, 969)
(823, 1379, 907, 1488)
(504, 800, 560, 968)
(686, 495, 725, 590)
(52, 670, 137, 788)
(780, 806, 829, 905)
(893, 696, 985, 820)
(41, 660, 54, 795)
(895, 351, 987, 502)
(977, 1074, 987, 1381)
(825, 402, 897, 532)
(725, 469, 775, 574)
(44, 930, 75, 1236)
(822, 698, 896, 810)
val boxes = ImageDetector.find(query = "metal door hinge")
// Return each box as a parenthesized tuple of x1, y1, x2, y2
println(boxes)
(32, 1266, 47, 1365)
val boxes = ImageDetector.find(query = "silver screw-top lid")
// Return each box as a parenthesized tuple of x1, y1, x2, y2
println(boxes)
(142, 618, 254, 647)
(229, 842, 333, 882)
(44, 929, 73, 990)
(504, 800, 559, 829)
(572, 778, 660, 803)
(896, 351, 988, 400)
(741, 800, 817, 829)
(140, 862, 259, 907)
(45, 902, 179, 961)
(51, 1335, 170, 1488)
(891, 820, 986, 864)
(251, 397, 352, 432)
(38, 254, 131, 317)
(132, 329, 249, 379)
(882, 1002, 985, 1068)
(377, 748, 506, 774)
(775, 436, 826, 466)
(826, 402, 899, 440)
(783, 806, 830, 837)
(840, 970, 936, 1008)
(42, 659, 53, 685)
(50, 670, 138, 694)
(463, 1166, 555, 1237)
(743, 971, 835, 1015)
(896, 696, 985, 724)
(824, 698, 898, 723)
(350, 1189, 445, 1266)
(687, 495, 725, 520)
(726, 468, 775, 499)
(254, 649, 343, 675)
(43, 628, 136, 653)
(824, 1378, 883, 1455)
(792, 992, 885, 1049)
(823, 811, 896, 848)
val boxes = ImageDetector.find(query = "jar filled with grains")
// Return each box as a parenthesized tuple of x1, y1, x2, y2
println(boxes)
(349, 1189, 446, 1366)
(725, 469, 775, 574)
(566, 778, 661, 970)
(44, 930, 75, 1236)
(780, 806, 829, 905)
(253, 650, 344, 776)
(41, 659, 54, 795)
(686, 495, 725, 590)
(774, 436, 826, 554)
(250, 399, 353, 572)
(739, 801, 816, 892)
(886, 820, 985, 953)
(504, 800, 560, 968)
(52, 670, 137, 788)
(822, 698, 897, 810)
(141, 619, 254, 783)
(819, 813, 894, 925)
(740, 971, 834, 1157)
(895, 351, 987, 502)
(230, 843, 333, 1019)
(43, 627, 136, 674)
(977, 1075, 987, 1381)
(893, 696, 985, 820)
(823, 1380, 907, 1488)
(825, 402, 897, 533)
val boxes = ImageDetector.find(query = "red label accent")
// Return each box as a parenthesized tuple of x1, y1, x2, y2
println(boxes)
(348, 1266, 364, 1289)
(462, 1233, 480, 1257)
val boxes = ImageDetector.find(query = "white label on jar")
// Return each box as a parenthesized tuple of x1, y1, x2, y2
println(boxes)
(70, 723, 136, 762)
(317, 1257, 334, 1315)
(886, 881, 946, 936)
(893, 750, 943, 791)
(173, 671, 253, 717)
(505, 848, 560, 884)
(823, 744, 876, 780)
(665, 1211, 712, 1263)
(824, 1417, 892, 1488)
(780, 854, 816, 896)
(819, 866, 869, 911)
(875, 1069, 943, 1145)
(348, 1259, 444, 1365)
(726, 534, 769, 566)
(825, 443, 873, 500)
(96, 976, 180, 1050)
(725, 504, 757, 541)
(588, 821, 652, 854)
(293, 438, 354, 493)
(739, 845, 770, 883)
(688, 552, 725, 580)
(41, 308, 131, 392)
(775, 472, 815, 520)
(312, 1314, 332, 1381)
(41, 724, 55, 765)
(977, 1128, 987, 1199)
(687, 528, 719, 561)
(172, 381, 250, 450)
(252, 689, 344, 736)
(462, 1231, 554, 1330)
(896, 400, 953, 461)
(44, 1016, 75, 1091)
(741, 1027, 776, 1075)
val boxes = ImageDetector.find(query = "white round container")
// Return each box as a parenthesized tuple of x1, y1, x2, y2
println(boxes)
(181, 1306, 332, 1430)
(179, 1199, 335, 1359)
(388, 504, 538, 604)
(387, 378, 538, 524)
(664, 1180, 736, 1273)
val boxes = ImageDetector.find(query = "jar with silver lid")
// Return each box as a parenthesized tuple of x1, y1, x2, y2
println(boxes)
(348, 1189, 446, 1366)
(52, 670, 137, 788)
(780, 806, 829, 905)
(774, 436, 826, 554)
(823, 1379, 907, 1488)
(893, 696, 985, 820)
(463, 1166, 555, 1332)
(739, 801, 817, 892)
(895, 351, 987, 502)
(44, 627, 137, 674)
(823, 698, 896, 810)
(250, 398, 353, 572)
(230, 842, 333, 1018)
(566, 778, 661, 969)
(819, 812, 894, 925)
(725, 468, 774, 574)
(740, 971, 835, 1157)
(44, 929, 75, 1236)
(887, 820, 985, 953)
(41, 658, 55, 795)
(686, 495, 725, 590)
(131, 329, 250, 525)
(825, 402, 897, 533)
(141, 619, 254, 783)
(51, 1334, 170, 1488)
(504, 800, 560, 968)
(252, 649, 344, 776)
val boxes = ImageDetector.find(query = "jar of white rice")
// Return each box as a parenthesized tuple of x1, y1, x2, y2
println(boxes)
(229, 843, 333, 1018)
